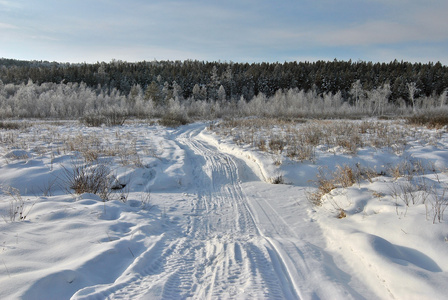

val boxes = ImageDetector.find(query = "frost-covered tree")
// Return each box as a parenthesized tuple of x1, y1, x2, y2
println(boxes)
(439, 89, 447, 107)
(368, 84, 391, 115)
(248, 93, 267, 116)
(237, 96, 249, 117)
(221, 65, 235, 99)
(134, 97, 154, 118)
(192, 84, 201, 100)
(217, 85, 226, 101)
(172, 81, 183, 100)
(162, 81, 172, 101)
(145, 81, 163, 106)
(407, 82, 418, 112)
(129, 84, 143, 102)
(208, 66, 220, 100)
(349, 80, 365, 110)
(200, 85, 207, 101)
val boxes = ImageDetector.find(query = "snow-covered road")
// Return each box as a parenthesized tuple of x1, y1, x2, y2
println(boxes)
(1, 121, 447, 299)
(71, 124, 369, 299)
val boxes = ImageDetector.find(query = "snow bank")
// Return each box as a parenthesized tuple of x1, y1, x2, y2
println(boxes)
(0, 120, 446, 299)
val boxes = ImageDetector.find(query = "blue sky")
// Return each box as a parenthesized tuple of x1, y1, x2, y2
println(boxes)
(1, 0, 447, 64)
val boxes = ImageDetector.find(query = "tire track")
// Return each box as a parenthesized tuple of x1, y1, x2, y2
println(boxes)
(173, 126, 299, 299)
(73, 124, 300, 299)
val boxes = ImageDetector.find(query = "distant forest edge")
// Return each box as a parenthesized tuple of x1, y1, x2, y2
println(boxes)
(1, 58, 447, 120)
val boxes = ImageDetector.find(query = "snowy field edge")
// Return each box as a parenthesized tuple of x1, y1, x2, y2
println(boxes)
(0, 120, 447, 299)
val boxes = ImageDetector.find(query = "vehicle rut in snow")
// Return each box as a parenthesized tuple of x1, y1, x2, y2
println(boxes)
(73, 126, 300, 299)
(169, 126, 299, 299)
(69, 125, 373, 300)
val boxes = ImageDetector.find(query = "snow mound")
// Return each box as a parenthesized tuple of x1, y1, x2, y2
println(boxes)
(4, 149, 31, 159)
(0, 121, 447, 299)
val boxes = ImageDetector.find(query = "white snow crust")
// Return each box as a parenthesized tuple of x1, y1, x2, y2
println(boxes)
(0, 120, 447, 299)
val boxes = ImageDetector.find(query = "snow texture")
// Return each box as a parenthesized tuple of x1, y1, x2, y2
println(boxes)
(0, 120, 447, 299)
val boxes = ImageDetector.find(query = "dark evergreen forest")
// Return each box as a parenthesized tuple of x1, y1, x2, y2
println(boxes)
(1, 58, 447, 103)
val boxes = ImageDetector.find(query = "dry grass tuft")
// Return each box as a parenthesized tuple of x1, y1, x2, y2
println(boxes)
(62, 162, 111, 200)
(337, 209, 347, 219)
(308, 164, 379, 206)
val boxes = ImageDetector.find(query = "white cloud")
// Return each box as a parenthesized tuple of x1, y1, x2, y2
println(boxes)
(0, 22, 17, 29)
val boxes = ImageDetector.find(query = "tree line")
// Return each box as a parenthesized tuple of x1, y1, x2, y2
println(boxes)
(0, 58, 447, 122)
(1, 58, 447, 104)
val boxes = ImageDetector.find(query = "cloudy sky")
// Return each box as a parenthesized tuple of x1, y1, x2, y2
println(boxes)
(1, 0, 447, 64)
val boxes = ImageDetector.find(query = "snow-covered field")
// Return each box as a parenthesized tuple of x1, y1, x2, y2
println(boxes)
(0, 120, 447, 299)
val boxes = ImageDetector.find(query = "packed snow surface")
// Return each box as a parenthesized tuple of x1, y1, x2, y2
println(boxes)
(0, 120, 447, 299)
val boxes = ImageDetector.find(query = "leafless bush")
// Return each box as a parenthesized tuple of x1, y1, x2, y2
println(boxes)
(101, 107, 128, 126)
(336, 138, 358, 154)
(308, 167, 337, 206)
(333, 164, 357, 188)
(300, 124, 323, 146)
(269, 139, 286, 153)
(407, 110, 448, 129)
(82, 149, 100, 162)
(257, 139, 268, 152)
(0, 121, 28, 130)
(80, 113, 106, 127)
(1, 186, 34, 222)
(387, 158, 428, 180)
(385, 160, 448, 222)
(140, 189, 152, 209)
(286, 144, 316, 162)
(390, 182, 429, 214)
(268, 174, 285, 184)
(306, 189, 323, 207)
(354, 163, 381, 183)
(38, 178, 57, 197)
(159, 112, 190, 127)
(427, 187, 448, 223)
(308, 164, 379, 206)
(80, 108, 128, 127)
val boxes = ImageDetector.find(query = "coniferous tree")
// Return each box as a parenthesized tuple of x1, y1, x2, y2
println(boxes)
(144, 81, 162, 103)
(217, 85, 226, 101)
(1, 58, 447, 104)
